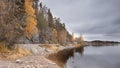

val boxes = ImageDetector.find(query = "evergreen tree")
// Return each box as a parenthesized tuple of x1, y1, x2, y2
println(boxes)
(48, 9, 54, 28)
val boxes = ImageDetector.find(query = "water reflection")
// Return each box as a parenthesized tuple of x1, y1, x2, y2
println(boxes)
(48, 44, 120, 68)
(66, 45, 120, 68)
(47, 46, 84, 68)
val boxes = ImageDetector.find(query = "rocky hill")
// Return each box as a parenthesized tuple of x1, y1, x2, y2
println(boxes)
(0, 0, 73, 48)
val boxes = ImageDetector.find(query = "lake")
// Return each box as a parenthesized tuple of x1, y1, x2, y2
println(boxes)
(48, 44, 120, 68)
(66, 45, 120, 68)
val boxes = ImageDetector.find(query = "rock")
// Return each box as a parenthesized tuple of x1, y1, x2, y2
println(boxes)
(16, 59, 21, 63)
(31, 48, 38, 54)
(26, 65, 31, 68)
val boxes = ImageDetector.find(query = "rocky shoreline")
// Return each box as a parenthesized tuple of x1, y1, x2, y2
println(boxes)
(0, 55, 59, 68)
(0, 44, 61, 68)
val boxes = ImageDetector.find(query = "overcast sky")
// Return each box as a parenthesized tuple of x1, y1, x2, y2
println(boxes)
(40, 0, 120, 41)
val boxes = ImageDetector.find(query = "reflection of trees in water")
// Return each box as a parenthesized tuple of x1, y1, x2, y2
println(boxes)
(75, 46, 84, 55)
(47, 46, 84, 68)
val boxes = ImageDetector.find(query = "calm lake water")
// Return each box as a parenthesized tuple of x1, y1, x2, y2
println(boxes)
(65, 45, 120, 68)
(48, 44, 120, 68)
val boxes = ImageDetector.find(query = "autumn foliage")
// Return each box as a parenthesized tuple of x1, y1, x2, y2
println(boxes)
(0, 0, 73, 47)
(24, 0, 38, 39)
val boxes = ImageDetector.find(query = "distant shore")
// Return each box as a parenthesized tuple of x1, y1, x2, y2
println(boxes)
(84, 40, 120, 46)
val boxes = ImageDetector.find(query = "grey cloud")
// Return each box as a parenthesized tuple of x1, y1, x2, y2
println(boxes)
(41, 0, 120, 40)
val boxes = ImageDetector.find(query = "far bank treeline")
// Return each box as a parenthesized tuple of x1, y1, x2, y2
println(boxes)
(0, 0, 73, 47)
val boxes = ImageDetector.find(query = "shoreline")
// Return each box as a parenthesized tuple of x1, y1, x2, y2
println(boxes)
(0, 44, 81, 68)
(0, 44, 62, 68)
(0, 55, 59, 68)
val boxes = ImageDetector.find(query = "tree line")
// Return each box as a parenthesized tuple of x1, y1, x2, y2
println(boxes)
(0, 0, 73, 48)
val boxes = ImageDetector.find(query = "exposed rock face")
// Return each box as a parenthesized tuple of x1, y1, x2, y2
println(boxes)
(18, 37, 30, 44)
(31, 33, 40, 43)
(0, 0, 72, 45)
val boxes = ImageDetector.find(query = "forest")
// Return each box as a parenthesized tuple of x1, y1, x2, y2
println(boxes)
(0, 0, 74, 48)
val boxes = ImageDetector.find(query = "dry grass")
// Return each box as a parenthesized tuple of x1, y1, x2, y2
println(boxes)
(41, 43, 60, 51)
(0, 43, 31, 60)
(49, 46, 59, 51)
(74, 44, 82, 47)
(0, 42, 8, 53)
(7, 47, 31, 60)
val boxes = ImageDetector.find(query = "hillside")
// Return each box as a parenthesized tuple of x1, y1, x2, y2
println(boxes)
(0, 0, 73, 48)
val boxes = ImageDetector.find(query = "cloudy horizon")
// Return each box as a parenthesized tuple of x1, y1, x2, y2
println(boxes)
(41, 0, 120, 41)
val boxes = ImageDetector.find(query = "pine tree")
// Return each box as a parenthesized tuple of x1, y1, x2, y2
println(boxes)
(48, 9, 54, 28)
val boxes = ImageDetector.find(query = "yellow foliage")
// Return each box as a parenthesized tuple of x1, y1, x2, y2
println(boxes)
(25, 0, 35, 15)
(24, 0, 38, 38)
(52, 29, 57, 38)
